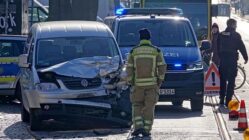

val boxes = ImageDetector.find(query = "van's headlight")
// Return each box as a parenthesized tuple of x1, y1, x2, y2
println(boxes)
(36, 83, 59, 91)
(187, 62, 203, 71)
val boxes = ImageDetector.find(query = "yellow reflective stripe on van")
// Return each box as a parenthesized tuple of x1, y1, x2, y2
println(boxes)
(0, 76, 16, 82)
(0, 57, 18, 64)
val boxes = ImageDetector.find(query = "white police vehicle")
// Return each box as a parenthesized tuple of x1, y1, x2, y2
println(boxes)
(104, 8, 211, 111)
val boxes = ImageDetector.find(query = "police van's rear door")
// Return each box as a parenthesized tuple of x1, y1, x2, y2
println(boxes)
(0, 39, 25, 90)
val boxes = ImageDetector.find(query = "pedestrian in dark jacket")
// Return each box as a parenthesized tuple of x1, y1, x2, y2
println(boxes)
(218, 18, 248, 106)
(211, 23, 220, 66)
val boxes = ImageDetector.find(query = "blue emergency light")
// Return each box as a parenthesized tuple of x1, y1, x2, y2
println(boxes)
(116, 8, 126, 15)
(174, 64, 182, 67)
(115, 8, 183, 16)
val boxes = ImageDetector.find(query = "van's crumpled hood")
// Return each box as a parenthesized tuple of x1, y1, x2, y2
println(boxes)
(39, 56, 120, 78)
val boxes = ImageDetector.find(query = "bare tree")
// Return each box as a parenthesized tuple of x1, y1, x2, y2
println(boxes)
(49, 0, 98, 21)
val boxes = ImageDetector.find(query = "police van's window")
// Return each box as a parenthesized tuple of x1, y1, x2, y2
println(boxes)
(0, 40, 26, 57)
(36, 37, 119, 68)
(118, 20, 196, 47)
(144, 0, 208, 40)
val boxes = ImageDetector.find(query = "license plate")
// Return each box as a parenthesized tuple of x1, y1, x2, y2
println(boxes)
(159, 89, 175, 95)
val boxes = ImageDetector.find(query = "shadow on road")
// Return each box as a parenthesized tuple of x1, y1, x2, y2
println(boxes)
(3, 122, 33, 139)
(155, 104, 203, 119)
(29, 125, 129, 139)
(16, 119, 130, 139)
(0, 98, 20, 114)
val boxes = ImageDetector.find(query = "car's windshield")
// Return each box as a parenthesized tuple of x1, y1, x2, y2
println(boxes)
(36, 37, 119, 68)
(0, 40, 26, 57)
(118, 19, 196, 47)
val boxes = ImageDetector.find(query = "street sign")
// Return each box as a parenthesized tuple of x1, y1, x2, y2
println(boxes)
(204, 63, 220, 96)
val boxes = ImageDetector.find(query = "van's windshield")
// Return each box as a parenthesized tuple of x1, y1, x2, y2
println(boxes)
(118, 20, 196, 47)
(36, 37, 119, 68)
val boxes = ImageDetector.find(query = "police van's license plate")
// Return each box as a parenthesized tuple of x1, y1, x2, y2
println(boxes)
(159, 89, 175, 95)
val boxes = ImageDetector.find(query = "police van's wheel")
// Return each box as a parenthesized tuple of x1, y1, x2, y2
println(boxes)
(15, 83, 22, 101)
(30, 109, 42, 131)
(21, 103, 29, 123)
(191, 98, 204, 111)
(172, 100, 183, 106)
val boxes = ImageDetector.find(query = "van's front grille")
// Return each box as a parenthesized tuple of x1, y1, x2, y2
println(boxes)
(60, 77, 102, 90)
(167, 64, 187, 71)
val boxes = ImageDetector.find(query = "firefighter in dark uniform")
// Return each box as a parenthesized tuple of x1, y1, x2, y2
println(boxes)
(126, 29, 166, 137)
(218, 18, 248, 106)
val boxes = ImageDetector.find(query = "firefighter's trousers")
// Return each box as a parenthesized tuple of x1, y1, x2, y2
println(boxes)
(130, 85, 159, 133)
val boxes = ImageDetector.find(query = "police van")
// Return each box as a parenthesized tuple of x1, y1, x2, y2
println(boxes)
(104, 8, 211, 111)
(0, 35, 27, 99)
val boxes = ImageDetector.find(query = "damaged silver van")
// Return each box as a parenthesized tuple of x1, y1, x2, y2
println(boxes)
(18, 21, 131, 130)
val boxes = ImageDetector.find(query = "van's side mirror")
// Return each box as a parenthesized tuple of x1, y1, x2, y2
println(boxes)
(200, 40, 211, 51)
(18, 54, 30, 68)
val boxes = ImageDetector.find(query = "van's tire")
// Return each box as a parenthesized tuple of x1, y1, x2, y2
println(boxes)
(30, 109, 42, 131)
(172, 100, 183, 106)
(191, 98, 204, 111)
(21, 104, 29, 123)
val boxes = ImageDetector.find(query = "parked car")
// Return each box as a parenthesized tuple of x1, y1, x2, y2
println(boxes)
(0, 35, 27, 100)
(19, 21, 131, 130)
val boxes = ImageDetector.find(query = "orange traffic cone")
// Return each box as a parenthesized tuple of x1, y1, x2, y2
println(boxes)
(238, 100, 248, 131)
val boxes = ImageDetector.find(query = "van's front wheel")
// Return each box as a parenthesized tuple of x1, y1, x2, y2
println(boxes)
(191, 98, 204, 111)
(30, 109, 42, 131)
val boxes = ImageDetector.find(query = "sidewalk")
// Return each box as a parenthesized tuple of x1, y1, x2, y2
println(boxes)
(230, 7, 249, 22)
(216, 71, 249, 140)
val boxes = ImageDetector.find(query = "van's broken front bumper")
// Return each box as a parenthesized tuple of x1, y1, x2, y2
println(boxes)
(26, 88, 132, 128)
(35, 99, 131, 128)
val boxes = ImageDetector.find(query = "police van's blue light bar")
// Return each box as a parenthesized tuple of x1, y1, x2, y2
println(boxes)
(174, 64, 182, 67)
(115, 8, 183, 16)
(116, 9, 125, 15)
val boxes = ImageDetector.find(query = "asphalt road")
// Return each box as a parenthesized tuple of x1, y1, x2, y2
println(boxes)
(0, 98, 224, 140)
